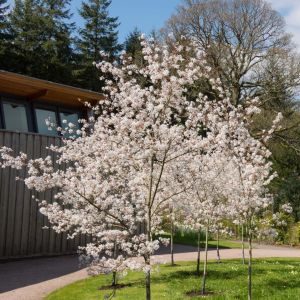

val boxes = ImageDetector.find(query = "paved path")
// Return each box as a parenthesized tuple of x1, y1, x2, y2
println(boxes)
(0, 244, 299, 300)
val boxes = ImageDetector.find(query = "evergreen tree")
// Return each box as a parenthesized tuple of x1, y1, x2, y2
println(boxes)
(77, 0, 121, 91)
(8, 0, 43, 74)
(39, 0, 75, 84)
(0, 0, 9, 34)
(124, 28, 143, 66)
(0, 0, 11, 68)
(7, 0, 74, 84)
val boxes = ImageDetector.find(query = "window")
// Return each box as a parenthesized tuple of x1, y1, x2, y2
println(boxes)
(0, 95, 83, 136)
(59, 111, 80, 138)
(35, 108, 58, 136)
(3, 100, 29, 132)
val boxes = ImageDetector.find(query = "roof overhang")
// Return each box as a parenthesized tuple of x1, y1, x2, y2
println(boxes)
(0, 70, 105, 108)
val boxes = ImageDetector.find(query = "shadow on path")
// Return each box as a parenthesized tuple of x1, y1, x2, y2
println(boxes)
(0, 245, 202, 294)
(0, 255, 83, 293)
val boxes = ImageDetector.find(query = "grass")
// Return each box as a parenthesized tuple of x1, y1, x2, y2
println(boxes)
(157, 231, 245, 249)
(46, 258, 300, 300)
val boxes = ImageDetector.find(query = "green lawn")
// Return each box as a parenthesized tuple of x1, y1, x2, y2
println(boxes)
(46, 258, 300, 300)
(157, 231, 245, 249)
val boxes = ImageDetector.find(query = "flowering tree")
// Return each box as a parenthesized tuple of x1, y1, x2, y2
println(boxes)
(183, 150, 229, 294)
(0, 35, 283, 300)
(0, 37, 231, 300)
(223, 133, 277, 300)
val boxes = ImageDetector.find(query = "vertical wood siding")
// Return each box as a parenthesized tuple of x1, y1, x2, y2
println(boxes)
(0, 130, 87, 260)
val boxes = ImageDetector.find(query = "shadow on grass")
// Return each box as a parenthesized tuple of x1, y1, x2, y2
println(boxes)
(266, 278, 300, 289)
(93, 260, 300, 297)
(98, 283, 133, 290)
(159, 261, 292, 282)
(186, 290, 216, 298)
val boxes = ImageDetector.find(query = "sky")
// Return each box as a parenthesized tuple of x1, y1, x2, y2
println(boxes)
(6, 0, 300, 47)
(269, 0, 300, 47)
(72, 0, 182, 42)
(69, 0, 300, 48)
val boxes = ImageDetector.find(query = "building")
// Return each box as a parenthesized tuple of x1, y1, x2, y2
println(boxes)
(0, 70, 104, 260)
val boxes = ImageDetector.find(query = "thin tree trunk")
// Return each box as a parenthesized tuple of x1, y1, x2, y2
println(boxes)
(216, 227, 220, 263)
(145, 218, 152, 300)
(170, 216, 175, 266)
(242, 225, 245, 265)
(112, 242, 118, 286)
(248, 226, 253, 300)
(201, 225, 209, 295)
(145, 255, 151, 300)
(145, 219, 152, 300)
(145, 156, 154, 300)
(196, 229, 201, 276)
(112, 271, 117, 286)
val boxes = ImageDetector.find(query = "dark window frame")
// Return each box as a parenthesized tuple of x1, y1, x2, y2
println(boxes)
(0, 94, 34, 132)
(0, 92, 84, 136)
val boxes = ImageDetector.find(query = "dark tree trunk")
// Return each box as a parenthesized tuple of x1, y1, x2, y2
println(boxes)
(216, 227, 220, 263)
(146, 257, 151, 300)
(196, 229, 201, 276)
(248, 227, 253, 300)
(242, 225, 245, 265)
(201, 225, 209, 295)
(112, 242, 118, 286)
(170, 217, 175, 266)
(112, 271, 117, 286)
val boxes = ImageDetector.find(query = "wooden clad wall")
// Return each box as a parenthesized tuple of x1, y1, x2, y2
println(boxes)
(0, 130, 87, 260)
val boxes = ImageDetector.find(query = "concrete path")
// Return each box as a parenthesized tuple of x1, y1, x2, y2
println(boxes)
(0, 244, 299, 300)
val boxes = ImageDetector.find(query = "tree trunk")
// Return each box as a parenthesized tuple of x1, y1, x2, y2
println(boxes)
(248, 227, 253, 300)
(170, 217, 175, 266)
(145, 256, 151, 300)
(201, 225, 209, 295)
(196, 229, 201, 276)
(216, 227, 220, 263)
(112, 271, 117, 286)
(145, 156, 154, 300)
(145, 219, 152, 300)
(232, 83, 241, 106)
(242, 225, 245, 265)
(112, 242, 118, 286)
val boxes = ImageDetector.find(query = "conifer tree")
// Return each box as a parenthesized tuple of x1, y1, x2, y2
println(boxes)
(39, 0, 75, 84)
(77, 0, 121, 91)
(0, 0, 9, 33)
(8, 0, 43, 74)
(124, 28, 143, 66)
(8, 0, 74, 84)
(0, 0, 11, 69)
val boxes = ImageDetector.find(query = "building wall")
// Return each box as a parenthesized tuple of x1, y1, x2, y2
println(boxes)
(0, 130, 88, 260)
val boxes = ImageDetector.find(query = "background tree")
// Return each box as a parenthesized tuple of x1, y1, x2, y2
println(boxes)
(163, 0, 292, 106)
(0, 0, 9, 41)
(38, 0, 75, 84)
(6, 0, 42, 74)
(123, 28, 143, 66)
(3, 0, 74, 84)
(0, 0, 12, 69)
(163, 0, 300, 220)
(250, 47, 300, 220)
(76, 0, 121, 91)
